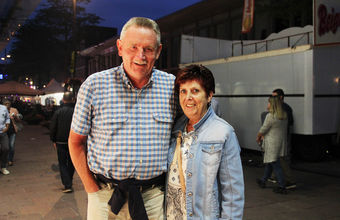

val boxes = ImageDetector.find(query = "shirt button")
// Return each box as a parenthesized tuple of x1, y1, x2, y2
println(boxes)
(187, 172, 192, 177)
(188, 192, 193, 196)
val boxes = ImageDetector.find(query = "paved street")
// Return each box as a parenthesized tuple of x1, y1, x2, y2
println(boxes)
(1, 124, 340, 220)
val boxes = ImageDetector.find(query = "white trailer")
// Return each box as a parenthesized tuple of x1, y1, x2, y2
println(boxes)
(180, 31, 340, 161)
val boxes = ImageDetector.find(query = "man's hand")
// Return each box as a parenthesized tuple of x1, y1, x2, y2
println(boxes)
(2, 124, 9, 133)
(69, 130, 100, 193)
(53, 143, 57, 150)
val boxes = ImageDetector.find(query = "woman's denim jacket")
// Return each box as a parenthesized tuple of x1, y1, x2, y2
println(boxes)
(167, 107, 244, 220)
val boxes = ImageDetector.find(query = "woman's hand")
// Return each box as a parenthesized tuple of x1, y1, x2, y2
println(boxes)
(256, 133, 263, 144)
(9, 113, 15, 120)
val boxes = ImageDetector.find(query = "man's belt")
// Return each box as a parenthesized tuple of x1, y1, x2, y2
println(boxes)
(94, 173, 166, 220)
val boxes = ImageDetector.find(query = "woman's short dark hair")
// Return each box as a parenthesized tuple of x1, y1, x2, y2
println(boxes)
(175, 65, 215, 97)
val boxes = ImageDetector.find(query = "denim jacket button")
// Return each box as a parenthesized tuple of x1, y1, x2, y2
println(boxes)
(188, 192, 193, 196)
(189, 213, 193, 217)
(187, 172, 192, 177)
(189, 153, 193, 159)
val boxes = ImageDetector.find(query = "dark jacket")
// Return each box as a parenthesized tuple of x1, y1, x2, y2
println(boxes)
(50, 103, 75, 143)
(282, 102, 293, 127)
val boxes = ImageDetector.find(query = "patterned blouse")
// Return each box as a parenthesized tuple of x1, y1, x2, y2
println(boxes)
(167, 129, 194, 220)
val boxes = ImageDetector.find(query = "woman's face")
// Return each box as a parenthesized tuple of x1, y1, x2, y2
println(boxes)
(179, 80, 213, 125)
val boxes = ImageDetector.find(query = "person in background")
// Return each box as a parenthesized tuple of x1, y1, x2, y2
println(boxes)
(69, 17, 177, 220)
(166, 65, 244, 219)
(3, 99, 23, 166)
(256, 96, 288, 194)
(0, 102, 10, 175)
(50, 92, 75, 193)
(271, 88, 296, 189)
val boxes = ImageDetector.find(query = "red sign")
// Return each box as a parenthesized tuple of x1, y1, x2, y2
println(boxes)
(242, 0, 254, 33)
(315, 0, 340, 46)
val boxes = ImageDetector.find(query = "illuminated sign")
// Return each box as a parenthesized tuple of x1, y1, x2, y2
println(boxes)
(314, 0, 340, 45)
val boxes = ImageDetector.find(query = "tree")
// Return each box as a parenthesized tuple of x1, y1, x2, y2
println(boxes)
(6, 0, 102, 87)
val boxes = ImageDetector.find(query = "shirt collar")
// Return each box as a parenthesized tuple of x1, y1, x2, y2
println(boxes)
(119, 63, 155, 89)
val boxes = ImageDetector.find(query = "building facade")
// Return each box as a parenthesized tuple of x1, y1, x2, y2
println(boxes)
(76, 0, 312, 78)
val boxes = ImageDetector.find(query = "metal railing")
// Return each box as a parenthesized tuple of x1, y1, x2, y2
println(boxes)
(232, 31, 313, 56)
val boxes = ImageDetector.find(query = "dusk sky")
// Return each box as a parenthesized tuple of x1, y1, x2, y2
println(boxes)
(82, 0, 202, 32)
(1, 0, 202, 59)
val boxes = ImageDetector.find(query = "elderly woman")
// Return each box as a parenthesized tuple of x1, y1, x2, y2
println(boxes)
(166, 65, 244, 220)
(256, 96, 288, 194)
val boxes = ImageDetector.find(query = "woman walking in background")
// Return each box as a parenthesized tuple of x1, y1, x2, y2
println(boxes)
(256, 96, 288, 194)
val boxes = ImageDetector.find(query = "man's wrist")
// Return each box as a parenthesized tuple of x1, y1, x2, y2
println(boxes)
(85, 181, 100, 193)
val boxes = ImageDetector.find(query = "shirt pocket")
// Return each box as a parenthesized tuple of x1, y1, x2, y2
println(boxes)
(99, 114, 128, 136)
(151, 112, 174, 138)
(200, 143, 224, 167)
(152, 112, 173, 123)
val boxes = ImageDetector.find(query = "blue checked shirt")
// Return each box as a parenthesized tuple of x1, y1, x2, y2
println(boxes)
(71, 64, 177, 180)
(0, 105, 10, 133)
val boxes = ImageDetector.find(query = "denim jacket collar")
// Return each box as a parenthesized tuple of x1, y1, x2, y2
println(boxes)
(193, 106, 213, 131)
(173, 106, 214, 135)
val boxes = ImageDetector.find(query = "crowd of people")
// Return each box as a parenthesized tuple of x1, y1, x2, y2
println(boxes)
(0, 16, 298, 220)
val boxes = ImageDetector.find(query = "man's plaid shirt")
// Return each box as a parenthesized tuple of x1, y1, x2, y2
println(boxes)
(71, 65, 177, 180)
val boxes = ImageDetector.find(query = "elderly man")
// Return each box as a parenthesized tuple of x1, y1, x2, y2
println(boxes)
(0, 101, 10, 175)
(69, 17, 176, 220)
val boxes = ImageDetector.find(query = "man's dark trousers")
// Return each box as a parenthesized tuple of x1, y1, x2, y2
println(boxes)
(56, 143, 75, 189)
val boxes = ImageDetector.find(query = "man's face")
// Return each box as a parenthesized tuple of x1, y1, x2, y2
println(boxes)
(117, 25, 162, 86)
(272, 92, 283, 100)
